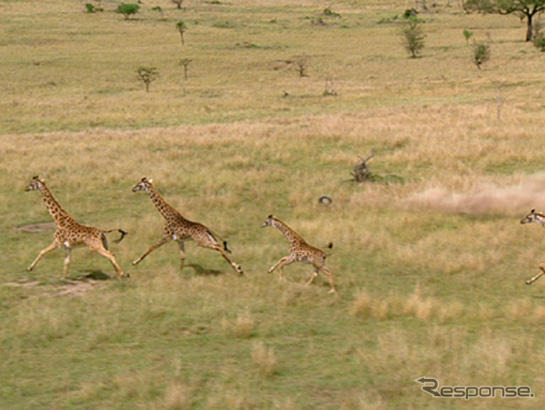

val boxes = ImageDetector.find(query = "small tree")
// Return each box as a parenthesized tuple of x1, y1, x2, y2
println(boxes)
(176, 20, 187, 45)
(464, 0, 545, 42)
(293, 55, 309, 77)
(172, 0, 184, 8)
(401, 18, 425, 58)
(463, 29, 474, 44)
(179, 58, 192, 79)
(136, 66, 159, 92)
(116, 3, 140, 20)
(472, 42, 490, 69)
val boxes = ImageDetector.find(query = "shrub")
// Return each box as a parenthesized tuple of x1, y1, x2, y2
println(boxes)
(533, 21, 545, 51)
(534, 33, 545, 51)
(85, 3, 103, 13)
(463, 29, 473, 44)
(323, 7, 341, 17)
(116, 3, 140, 20)
(472, 42, 490, 69)
(403, 8, 418, 18)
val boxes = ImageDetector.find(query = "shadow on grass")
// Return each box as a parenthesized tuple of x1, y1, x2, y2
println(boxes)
(187, 263, 224, 276)
(78, 270, 112, 281)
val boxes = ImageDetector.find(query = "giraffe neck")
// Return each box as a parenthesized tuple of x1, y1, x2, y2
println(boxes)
(272, 219, 304, 247)
(38, 184, 72, 226)
(147, 185, 181, 221)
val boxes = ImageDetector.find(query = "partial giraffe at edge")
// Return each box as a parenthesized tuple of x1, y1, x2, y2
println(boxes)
(262, 214, 336, 293)
(131, 177, 244, 276)
(521, 209, 545, 285)
(25, 176, 128, 278)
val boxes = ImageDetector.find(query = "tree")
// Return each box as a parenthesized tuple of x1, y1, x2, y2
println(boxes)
(464, 0, 545, 41)
(401, 18, 425, 58)
(179, 58, 192, 80)
(136, 67, 159, 92)
(176, 20, 187, 45)
(116, 3, 140, 20)
(172, 0, 184, 8)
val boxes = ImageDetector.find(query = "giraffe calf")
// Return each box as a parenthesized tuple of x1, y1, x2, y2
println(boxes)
(262, 215, 336, 293)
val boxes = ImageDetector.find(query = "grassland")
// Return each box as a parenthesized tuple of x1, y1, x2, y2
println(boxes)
(2, 0, 545, 408)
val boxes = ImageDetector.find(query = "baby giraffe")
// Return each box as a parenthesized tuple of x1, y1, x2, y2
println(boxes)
(262, 215, 336, 293)
(521, 209, 545, 285)
(131, 177, 244, 275)
(25, 176, 128, 278)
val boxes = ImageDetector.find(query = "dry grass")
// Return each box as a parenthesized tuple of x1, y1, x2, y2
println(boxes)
(221, 312, 256, 338)
(3, 0, 545, 408)
(251, 341, 278, 378)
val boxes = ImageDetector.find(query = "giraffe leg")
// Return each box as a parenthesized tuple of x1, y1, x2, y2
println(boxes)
(93, 246, 127, 278)
(269, 256, 295, 281)
(305, 270, 319, 286)
(132, 237, 170, 265)
(213, 245, 244, 275)
(27, 241, 59, 271)
(62, 248, 72, 278)
(268, 256, 291, 274)
(319, 266, 336, 293)
(178, 240, 186, 271)
(526, 264, 545, 285)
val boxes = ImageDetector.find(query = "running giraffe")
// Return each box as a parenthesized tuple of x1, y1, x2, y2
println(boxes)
(521, 209, 545, 285)
(262, 215, 336, 293)
(25, 176, 128, 278)
(131, 177, 244, 275)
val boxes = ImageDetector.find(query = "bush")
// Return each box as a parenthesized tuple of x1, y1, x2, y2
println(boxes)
(463, 29, 473, 44)
(85, 3, 103, 13)
(533, 21, 545, 51)
(472, 42, 490, 69)
(116, 3, 140, 19)
(403, 8, 418, 18)
(534, 34, 545, 51)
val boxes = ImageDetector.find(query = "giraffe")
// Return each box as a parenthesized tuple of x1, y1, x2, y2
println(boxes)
(521, 209, 545, 285)
(131, 177, 244, 275)
(262, 215, 336, 293)
(25, 176, 128, 278)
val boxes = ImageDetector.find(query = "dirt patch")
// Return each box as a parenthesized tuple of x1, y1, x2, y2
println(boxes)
(2, 274, 108, 297)
(52, 279, 103, 297)
(16, 222, 56, 233)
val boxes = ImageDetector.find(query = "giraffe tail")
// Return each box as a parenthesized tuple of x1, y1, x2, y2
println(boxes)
(324, 242, 333, 257)
(103, 229, 128, 244)
(114, 229, 128, 243)
(206, 228, 233, 253)
(223, 241, 232, 253)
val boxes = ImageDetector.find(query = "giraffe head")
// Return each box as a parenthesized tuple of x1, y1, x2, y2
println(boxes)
(521, 209, 545, 226)
(132, 177, 153, 193)
(25, 176, 45, 192)
(261, 214, 276, 228)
